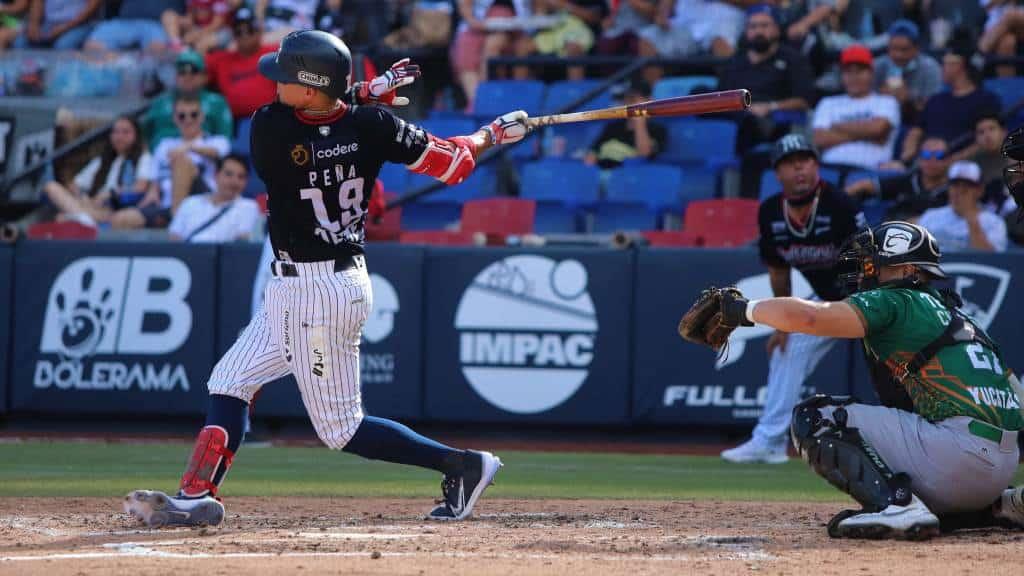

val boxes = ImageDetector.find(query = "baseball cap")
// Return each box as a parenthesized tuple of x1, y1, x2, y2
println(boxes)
(771, 133, 818, 167)
(948, 161, 982, 184)
(176, 50, 205, 73)
(887, 19, 920, 44)
(840, 44, 873, 68)
(746, 4, 779, 24)
(234, 6, 255, 24)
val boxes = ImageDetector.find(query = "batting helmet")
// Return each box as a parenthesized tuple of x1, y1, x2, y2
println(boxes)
(838, 221, 947, 293)
(258, 30, 351, 99)
(1001, 126, 1024, 221)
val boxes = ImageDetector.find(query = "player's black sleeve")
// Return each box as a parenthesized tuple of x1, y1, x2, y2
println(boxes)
(354, 105, 429, 166)
(757, 198, 787, 267)
(249, 104, 281, 184)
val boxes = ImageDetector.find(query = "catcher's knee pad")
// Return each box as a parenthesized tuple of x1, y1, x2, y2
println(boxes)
(180, 425, 235, 498)
(794, 412, 912, 512)
(790, 394, 854, 451)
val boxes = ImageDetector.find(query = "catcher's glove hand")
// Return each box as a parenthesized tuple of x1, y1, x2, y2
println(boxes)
(678, 286, 753, 351)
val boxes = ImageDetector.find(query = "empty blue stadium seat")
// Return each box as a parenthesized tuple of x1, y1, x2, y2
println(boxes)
(984, 77, 1024, 112)
(378, 162, 410, 194)
(474, 80, 546, 118)
(590, 201, 658, 233)
(652, 76, 719, 99)
(661, 119, 737, 166)
(418, 117, 477, 139)
(520, 159, 601, 206)
(232, 116, 252, 156)
(605, 164, 683, 212)
(533, 201, 580, 234)
(541, 80, 615, 115)
(400, 201, 462, 230)
(679, 165, 719, 201)
(546, 122, 607, 158)
(409, 164, 498, 203)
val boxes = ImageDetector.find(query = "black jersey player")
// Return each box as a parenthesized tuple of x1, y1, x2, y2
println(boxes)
(124, 30, 529, 527)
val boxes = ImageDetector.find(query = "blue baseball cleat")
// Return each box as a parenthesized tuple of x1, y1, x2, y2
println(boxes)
(427, 450, 502, 521)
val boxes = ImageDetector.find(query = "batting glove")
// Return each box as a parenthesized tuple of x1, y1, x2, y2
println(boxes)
(483, 110, 529, 146)
(359, 58, 421, 106)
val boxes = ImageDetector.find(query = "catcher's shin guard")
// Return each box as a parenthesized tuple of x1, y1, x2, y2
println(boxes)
(180, 425, 235, 498)
(791, 396, 912, 512)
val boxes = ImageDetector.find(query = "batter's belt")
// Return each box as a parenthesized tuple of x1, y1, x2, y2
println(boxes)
(271, 254, 364, 277)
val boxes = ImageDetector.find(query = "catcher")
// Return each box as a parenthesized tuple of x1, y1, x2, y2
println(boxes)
(680, 221, 1024, 539)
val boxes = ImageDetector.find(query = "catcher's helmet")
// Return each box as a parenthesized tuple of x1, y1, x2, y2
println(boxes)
(258, 30, 351, 99)
(1001, 126, 1024, 221)
(838, 221, 947, 293)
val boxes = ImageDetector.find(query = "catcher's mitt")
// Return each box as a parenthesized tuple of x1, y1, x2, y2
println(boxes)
(678, 286, 752, 351)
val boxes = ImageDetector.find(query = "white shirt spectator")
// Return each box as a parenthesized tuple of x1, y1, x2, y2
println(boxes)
(169, 194, 261, 243)
(812, 93, 900, 169)
(73, 153, 155, 196)
(670, 0, 744, 49)
(918, 205, 1008, 252)
(152, 135, 231, 208)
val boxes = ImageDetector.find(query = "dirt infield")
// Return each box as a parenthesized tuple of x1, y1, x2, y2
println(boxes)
(2, 498, 1022, 575)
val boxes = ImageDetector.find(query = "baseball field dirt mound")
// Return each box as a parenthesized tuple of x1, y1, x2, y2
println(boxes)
(2, 497, 1022, 576)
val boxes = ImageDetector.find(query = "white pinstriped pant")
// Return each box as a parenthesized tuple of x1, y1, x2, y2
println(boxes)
(208, 258, 371, 449)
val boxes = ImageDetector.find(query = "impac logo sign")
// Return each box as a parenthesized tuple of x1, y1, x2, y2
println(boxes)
(455, 255, 597, 414)
(34, 257, 193, 391)
(715, 270, 814, 369)
(361, 273, 399, 385)
(943, 262, 1010, 330)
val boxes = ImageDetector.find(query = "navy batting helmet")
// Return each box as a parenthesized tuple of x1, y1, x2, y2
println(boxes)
(258, 30, 351, 99)
(838, 221, 947, 293)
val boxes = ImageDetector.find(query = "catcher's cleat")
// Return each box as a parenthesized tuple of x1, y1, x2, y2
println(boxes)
(721, 436, 788, 464)
(994, 487, 1024, 527)
(124, 489, 224, 528)
(829, 495, 939, 540)
(427, 450, 502, 521)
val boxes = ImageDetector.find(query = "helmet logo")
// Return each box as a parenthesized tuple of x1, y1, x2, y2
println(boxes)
(881, 228, 913, 255)
(291, 144, 310, 166)
(297, 70, 330, 88)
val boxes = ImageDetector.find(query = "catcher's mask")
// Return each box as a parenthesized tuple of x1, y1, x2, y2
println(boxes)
(1001, 126, 1024, 221)
(838, 221, 947, 293)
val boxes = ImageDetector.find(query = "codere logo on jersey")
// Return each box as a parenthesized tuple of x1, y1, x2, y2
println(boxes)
(34, 257, 193, 392)
(455, 256, 597, 414)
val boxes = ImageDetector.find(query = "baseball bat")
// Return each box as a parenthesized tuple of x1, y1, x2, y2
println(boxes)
(525, 89, 751, 130)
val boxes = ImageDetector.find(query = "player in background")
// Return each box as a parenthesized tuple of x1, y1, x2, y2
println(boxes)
(721, 134, 867, 464)
(692, 221, 1024, 539)
(124, 30, 529, 527)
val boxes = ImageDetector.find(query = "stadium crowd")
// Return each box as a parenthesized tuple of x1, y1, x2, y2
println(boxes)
(3, 0, 1024, 249)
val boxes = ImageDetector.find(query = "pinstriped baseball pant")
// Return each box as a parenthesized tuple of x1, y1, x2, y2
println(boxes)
(208, 258, 371, 450)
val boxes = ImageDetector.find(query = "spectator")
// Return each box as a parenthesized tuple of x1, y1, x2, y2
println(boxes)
(516, 0, 609, 81)
(14, 0, 101, 50)
(42, 115, 154, 228)
(971, 111, 1019, 217)
(846, 136, 951, 220)
(812, 44, 899, 170)
(450, 0, 532, 112)
(169, 153, 261, 242)
(205, 6, 276, 120)
(719, 6, 813, 151)
(638, 0, 746, 82)
(898, 33, 1001, 166)
(583, 80, 666, 169)
(978, 1, 1024, 77)
(114, 94, 230, 230)
(162, 0, 234, 54)
(782, 0, 835, 46)
(0, 0, 28, 52)
(872, 19, 943, 125)
(83, 0, 182, 53)
(919, 160, 1008, 252)
(143, 50, 233, 150)
(922, 0, 986, 50)
(255, 0, 317, 45)
(597, 0, 657, 56)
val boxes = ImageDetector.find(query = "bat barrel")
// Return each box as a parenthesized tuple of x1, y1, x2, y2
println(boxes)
(627, 89, 751, 118)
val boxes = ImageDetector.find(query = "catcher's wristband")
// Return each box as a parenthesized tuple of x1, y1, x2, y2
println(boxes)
(745, 299, 762, 325)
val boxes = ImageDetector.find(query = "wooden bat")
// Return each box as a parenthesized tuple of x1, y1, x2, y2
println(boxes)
(525, 89, 751, 130)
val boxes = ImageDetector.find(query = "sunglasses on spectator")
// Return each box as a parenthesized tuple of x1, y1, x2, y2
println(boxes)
(919, 150, 945, 160)
(177, 65, 201, 76)
(176, 111, 201, 121)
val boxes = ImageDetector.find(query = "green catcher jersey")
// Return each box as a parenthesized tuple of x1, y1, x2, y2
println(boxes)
(847, 285, 1023, 430)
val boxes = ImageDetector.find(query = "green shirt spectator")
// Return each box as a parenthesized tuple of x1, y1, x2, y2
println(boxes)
(144, 50, 233, 149)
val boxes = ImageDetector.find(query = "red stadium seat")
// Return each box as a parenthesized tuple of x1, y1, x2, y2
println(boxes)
(682, 199, 759, 246)
(641, 230, 702, 247)
(461, 198, 535, 244)
(366, 190, 402, 242)
(255, 193, 268, 214)
(398, 230, 478, 245)
(26, 221, 98, 240)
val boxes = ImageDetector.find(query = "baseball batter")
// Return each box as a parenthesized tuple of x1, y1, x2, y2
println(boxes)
(124, 30, 530, 527)
(722, 134, 866, 464)
(681, 221, 1024, 539)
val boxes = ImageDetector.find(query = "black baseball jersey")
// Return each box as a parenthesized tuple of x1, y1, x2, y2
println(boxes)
(758, 182, 867, 301)
(251, 102, 428, 262)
